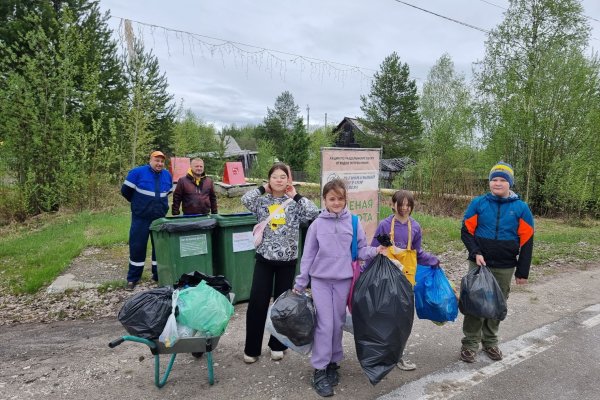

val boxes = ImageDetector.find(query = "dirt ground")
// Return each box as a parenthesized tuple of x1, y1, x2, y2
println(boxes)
(0, 247, 599, 399)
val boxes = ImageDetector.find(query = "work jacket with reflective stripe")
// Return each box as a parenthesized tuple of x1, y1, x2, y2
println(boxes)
(461, 191, 534, 279)
(121, 164, 172, 220)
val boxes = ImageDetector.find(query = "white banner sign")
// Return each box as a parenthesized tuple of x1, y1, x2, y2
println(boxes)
(321, 148, 381, 242)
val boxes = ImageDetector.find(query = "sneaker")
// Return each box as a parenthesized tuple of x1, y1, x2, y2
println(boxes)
(191, 352, 204, 359)
(243, 354, 258, 364)
(397, 358, 416, 371)
(270, 350, 284, 361)
(483, 346, 503, 361)
(125, 281, 137, 291)
(326, 362, 340, 386)
(459, 348, 476, 363)
(312, 369, 333, 397)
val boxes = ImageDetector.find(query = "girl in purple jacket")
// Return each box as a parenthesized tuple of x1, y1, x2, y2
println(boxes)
(294, 179, 384, 397)
(371, 189, 439, 371)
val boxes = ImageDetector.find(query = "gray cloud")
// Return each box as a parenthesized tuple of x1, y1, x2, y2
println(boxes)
(100, 0, 600, 128)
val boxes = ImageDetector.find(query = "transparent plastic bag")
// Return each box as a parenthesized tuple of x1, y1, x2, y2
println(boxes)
(159, 290, 180, 347)
(177, 322, 196, 338)
(342, 307, 354, 335)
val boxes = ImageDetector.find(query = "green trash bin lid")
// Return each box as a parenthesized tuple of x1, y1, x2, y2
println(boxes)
(150, 218, 217, 233)
(211, 212, 257, 227)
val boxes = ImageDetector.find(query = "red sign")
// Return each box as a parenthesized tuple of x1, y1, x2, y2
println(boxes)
(169, 157, 190, 183)
(222, 162, 246, 185)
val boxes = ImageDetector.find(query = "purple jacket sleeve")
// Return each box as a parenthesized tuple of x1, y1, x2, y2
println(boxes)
(413, 225, 439, 266)
(370, 222, 385, 247)
(357, 223, 378, 261)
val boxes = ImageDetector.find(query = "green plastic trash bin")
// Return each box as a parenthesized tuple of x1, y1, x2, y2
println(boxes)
(150, 216, 216, 287)
(211, 212, 258, 304)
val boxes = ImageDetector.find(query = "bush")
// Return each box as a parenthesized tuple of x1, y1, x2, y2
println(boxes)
(0, 186, 28, 224)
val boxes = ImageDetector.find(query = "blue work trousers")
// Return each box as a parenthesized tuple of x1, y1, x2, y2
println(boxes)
(126, 216, 158, 283)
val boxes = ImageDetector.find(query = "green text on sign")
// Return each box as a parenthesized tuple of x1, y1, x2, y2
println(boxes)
(179, 234, 208, 257)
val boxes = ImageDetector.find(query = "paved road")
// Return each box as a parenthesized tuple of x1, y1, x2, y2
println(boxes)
(379, 303, 600, 400)
(1, 267, 599, 399)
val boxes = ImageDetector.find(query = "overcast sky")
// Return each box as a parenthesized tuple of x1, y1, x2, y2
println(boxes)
(98, 0, 600, 130)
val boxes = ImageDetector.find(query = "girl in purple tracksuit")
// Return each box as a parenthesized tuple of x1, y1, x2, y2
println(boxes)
(294, 179, 384, 397)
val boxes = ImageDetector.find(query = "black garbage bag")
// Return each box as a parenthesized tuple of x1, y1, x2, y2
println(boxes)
(270, 290, 316, 346)
(458, 265, 507, 321)
(150, 218, 216, 233)
(351, 254, 414, 385)
(118, 287, 173, 339)
(175, 271, 232, 297)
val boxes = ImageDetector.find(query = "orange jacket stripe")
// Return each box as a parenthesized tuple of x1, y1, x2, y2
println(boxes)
(518, 218, 534, 247)
(464, 214, 478, 236)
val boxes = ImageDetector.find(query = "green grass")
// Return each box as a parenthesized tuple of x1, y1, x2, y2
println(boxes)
(1, 187, 598, 295)
(531, 218, 600, 265)
(0, 207, 130, 294)
(378, 205, 463, 254)
(377, 206, 600, 262)
(97, 279, 127, 294)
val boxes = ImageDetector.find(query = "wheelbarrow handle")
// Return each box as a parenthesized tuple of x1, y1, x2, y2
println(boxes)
(108, 337, 125, 348)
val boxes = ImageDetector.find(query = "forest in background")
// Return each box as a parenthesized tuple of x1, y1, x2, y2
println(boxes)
(1, 0, 598, 224)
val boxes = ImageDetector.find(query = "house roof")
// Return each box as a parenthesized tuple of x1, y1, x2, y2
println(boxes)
(380, 157, 415, 172)
(333, 117, 369, 134)
(190, 135, 257, 158)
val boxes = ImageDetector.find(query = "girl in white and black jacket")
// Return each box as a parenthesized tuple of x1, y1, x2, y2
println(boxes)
(241, 162, 319, 364)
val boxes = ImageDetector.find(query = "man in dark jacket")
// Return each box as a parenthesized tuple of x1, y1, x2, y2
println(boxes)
(121, 151, 172, 290)
(171, 158, 218, 215)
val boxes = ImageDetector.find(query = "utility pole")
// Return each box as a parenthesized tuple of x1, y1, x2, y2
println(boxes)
(306, 104, 310, 132)
(324, 113, 327, 128)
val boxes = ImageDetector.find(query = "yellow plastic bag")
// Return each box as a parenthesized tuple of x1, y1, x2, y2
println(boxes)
(387, 217, 417, 285)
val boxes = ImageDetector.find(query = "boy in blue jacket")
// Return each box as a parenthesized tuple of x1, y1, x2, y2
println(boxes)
(459, 161, 534, 363)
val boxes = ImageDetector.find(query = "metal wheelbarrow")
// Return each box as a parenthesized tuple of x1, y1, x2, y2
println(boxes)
(108, 334, 222, 388)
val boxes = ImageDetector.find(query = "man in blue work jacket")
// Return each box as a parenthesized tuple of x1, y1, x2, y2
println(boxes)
(121, 151, 173, 290)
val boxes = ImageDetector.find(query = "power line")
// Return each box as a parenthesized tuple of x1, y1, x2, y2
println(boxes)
(478, 0, 505, 10)
(391, 0, 489, 33)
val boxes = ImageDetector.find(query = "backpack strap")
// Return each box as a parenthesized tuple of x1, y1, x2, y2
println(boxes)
(351, 214, 358, 261)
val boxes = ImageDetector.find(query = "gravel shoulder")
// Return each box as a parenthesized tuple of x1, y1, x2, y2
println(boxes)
(0, 247, 598, 399)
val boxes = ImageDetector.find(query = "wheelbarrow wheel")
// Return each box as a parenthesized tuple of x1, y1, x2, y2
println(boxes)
(192, 352, 204, 358)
